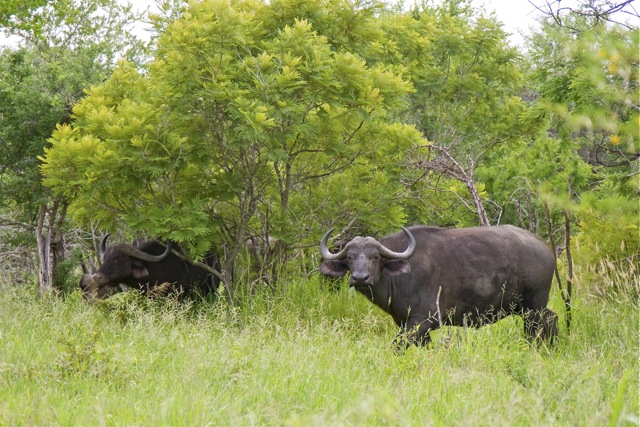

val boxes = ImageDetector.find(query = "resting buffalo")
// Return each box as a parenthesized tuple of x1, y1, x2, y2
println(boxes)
(80, 234, 220, 299)
(320, 225, 557, 346)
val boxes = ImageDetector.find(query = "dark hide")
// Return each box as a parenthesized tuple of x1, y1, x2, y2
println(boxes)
(80, 239, 220, 300)
(320, 225, 557, 346)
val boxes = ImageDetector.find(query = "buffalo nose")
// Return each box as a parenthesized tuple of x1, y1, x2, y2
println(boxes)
(351, 272, 369, 283)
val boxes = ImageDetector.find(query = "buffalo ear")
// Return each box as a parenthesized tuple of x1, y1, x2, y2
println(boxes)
(383, 260, 411, 276)
(132, 261, 149, 279)
(320, 260, 349, 278)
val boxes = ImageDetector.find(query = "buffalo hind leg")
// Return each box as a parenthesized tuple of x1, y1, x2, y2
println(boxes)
(523, 308, 558, 343)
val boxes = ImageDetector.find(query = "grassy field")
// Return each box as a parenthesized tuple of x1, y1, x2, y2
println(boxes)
(0, 267, 638, 426)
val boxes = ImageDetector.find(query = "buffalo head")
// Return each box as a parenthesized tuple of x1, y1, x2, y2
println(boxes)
(319, 227, 416, 288)
(81, 234, 172, 298)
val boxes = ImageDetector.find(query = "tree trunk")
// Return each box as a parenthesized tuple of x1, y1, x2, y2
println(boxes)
(563, 178, 574, 331)
(463, 160, 490, 227)
(563, 208, 573, 331)
(35, 197, 68, 296)
(543, 197, 573, 334)
(35, 205, 52, 295)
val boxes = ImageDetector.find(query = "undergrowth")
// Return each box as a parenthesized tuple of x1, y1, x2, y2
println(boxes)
(0, 270, 637, 426)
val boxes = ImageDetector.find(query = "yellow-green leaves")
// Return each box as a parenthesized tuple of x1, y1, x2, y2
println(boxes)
(41, 0, 422, 257)
(42, 125, 102, 194)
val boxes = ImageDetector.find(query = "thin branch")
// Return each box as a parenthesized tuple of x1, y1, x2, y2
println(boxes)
(419, 143, 490, 226)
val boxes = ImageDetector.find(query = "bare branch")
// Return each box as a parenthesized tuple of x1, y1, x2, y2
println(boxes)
(417, 143, 491, 226)
(528, 0, 639, 30)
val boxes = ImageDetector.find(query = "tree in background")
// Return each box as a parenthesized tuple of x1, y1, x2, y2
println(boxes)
(0, 0, 48, 29)
(529, 0, 637, 30)
(42, 0, 422, 295)
(532, 17, 638, 267)
(25, 0, 638, 301)
(0, 0, 146, 294)
(371, 1, 528, 227)
(481, 6, 638, 305)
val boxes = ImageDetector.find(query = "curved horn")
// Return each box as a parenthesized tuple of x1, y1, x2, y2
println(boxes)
(319, 228, 349, 261)
(99, 233, 111, 259)
(119, 240, 173, 263)
(377, 227, 416, 260)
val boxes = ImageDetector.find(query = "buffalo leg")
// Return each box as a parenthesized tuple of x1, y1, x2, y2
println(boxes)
(394, 318, 436, 348)
(523, 308, 558, 343)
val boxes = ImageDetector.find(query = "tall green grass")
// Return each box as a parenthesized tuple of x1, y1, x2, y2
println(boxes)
(0, 270, 637, 426)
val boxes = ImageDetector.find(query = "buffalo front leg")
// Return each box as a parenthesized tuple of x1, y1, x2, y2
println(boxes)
(393, 318, 437, 348)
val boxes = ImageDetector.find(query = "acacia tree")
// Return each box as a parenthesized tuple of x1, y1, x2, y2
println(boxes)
(0, 0, 145, 293)
(347, 1, 530, 227)
(42, 0, 421, 295)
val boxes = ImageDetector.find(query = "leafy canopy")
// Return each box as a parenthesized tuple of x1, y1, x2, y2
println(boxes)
(0, 0, 146, 233)
(42, 0, 421, 261)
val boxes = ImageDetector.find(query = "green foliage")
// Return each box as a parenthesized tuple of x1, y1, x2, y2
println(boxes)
(0, 40, 131, 228)
(529, 22, 638, 172)
(520, 20, 638, 264)
(0, 0, 149, 290)
(34, 0, 638, 291)
(574, 192, 639, 266)
(479, 130, 593, 230)
(42, 0, 422, 268)
(0, 0, 48, 29)
(374, 2, 528, 227)
(389, 3, 526, 152)
(1, 0, 146, 62)
(0, 48, 58, 226)
(41, 0, 529, 270)
(472, 12, 638, 273)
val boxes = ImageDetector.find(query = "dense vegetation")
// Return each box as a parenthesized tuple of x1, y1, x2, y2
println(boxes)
(1, 262, 638, 425)
(0, 0, 637, 424)
(0, 0, 635, 293)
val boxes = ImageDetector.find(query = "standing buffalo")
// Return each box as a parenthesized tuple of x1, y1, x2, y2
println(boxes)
(80, 234, 220, 299)
(319, 225, 557, 346)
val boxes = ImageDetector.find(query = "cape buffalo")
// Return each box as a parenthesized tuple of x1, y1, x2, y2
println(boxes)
(319, 225, 558, 346)
(80, 234, 220, 299)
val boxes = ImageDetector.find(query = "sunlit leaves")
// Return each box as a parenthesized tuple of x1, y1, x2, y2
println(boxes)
(42, 0, 421, 264)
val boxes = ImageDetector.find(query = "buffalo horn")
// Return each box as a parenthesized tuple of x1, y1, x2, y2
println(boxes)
(319, 229, 349, 260)
(81, 261, 90, 274)
(119, 240, 173, 263)
(99, 233, 111, 259)
(376, 227, 416, 260)
(320, 227, 416, 261)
